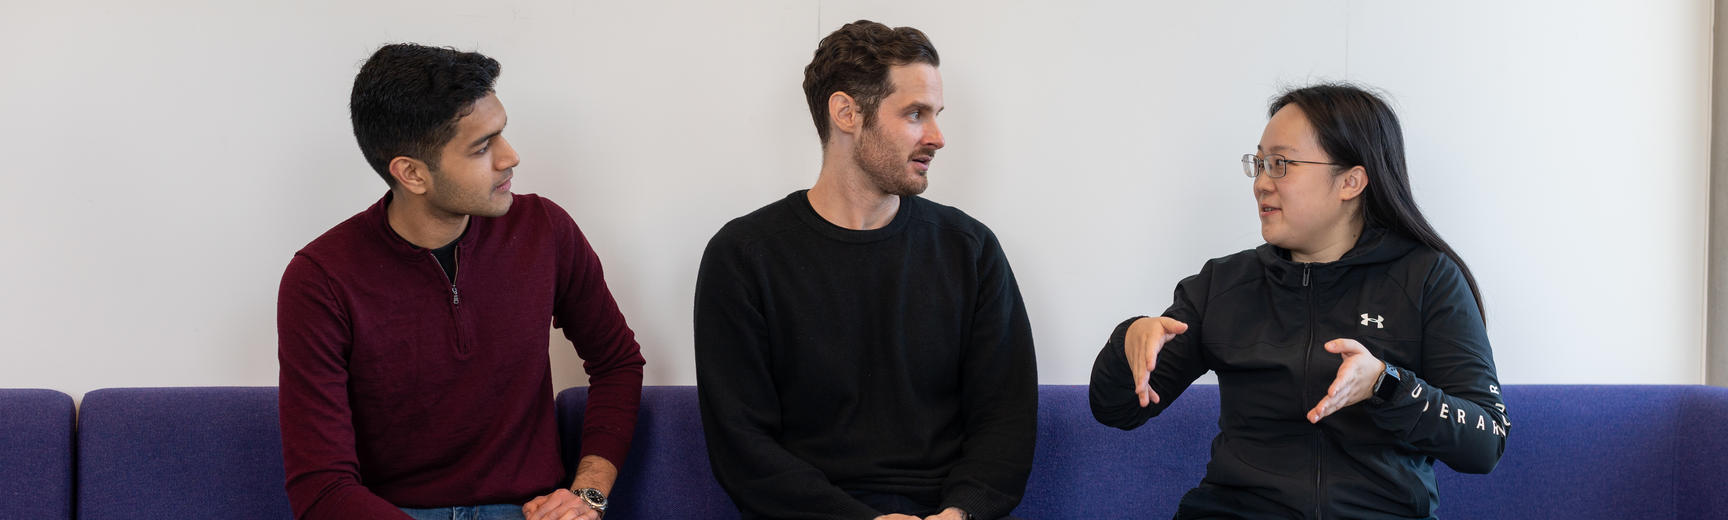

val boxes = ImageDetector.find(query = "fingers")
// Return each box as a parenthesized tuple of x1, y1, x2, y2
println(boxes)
(1132, 359, 1151, 407)
(1325, 338, 1365, 355)
(1309, 350, 1354, 423)
(526, 490, 578, 520)
(1309, 379, 1344, 423)
(528, 500, 594, 520)
(1309, 374, 1352, 423)
(1310, 345, 1386, 423)
(523, 495, 547, 519)
(1155, 316, 1189, 335)
(1144, 317, 1188, 375)
(1135, 380, 1161, 407)
(1127, 316, 1187, 407)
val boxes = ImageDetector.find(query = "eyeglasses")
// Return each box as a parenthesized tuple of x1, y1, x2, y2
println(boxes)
(1241, 153, 1342, 179)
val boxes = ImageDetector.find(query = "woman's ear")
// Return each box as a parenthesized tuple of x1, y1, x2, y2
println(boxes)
(1339, 166, 1369, 201)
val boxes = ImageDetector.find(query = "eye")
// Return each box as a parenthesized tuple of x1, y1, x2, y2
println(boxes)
(908, 110, 920, 121)
(475, 145, 489, 156)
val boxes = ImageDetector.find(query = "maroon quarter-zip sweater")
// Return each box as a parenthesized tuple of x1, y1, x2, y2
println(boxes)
(277, 192, 644, 519)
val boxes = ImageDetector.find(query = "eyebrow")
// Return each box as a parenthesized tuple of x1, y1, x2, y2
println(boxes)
(907, 102, 943, 114)
(468, 131, 501, 150)
(467, 116, 508, 149)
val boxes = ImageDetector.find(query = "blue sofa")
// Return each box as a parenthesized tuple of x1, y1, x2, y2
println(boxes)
(21, 384, 1728, 518)
(555, 385, 1728, 519)
(0, 388, 75, 519)
(76, 387, 292, 519)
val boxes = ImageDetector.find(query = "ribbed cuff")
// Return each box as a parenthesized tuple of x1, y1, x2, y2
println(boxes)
(942, 487, 1010, 520)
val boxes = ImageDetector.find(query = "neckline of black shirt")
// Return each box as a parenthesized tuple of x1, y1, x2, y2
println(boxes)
(787, 189, 918, 244)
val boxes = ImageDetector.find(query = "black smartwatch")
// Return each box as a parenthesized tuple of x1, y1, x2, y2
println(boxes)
(573, 487, 607, 516)
(1369, 364, 1402, 406)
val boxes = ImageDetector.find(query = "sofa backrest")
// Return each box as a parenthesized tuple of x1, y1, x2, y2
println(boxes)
(76, 387, 292, 520)
(557, 385, 736, 519)
(1432, 384, 1728, 519)
(49, 384, 1728, 519)
(0, 388, 76, 519)
(562, 384, 1728, 519)
(1017, 385, 1216, 517)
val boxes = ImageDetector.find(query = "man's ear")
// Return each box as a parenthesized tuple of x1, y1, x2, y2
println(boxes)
(828, 91, 860, 138)
(1339, 166, 1369, 201)
(389, 156, 432, 196)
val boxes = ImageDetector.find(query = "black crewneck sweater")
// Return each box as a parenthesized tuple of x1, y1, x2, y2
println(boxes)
(695, 190, 1037, 520)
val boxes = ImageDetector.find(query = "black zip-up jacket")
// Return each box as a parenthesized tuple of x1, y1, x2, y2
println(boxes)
(1089, 228, 1508, 519)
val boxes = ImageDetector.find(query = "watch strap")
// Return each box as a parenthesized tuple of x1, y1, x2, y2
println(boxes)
(1369, 364, 1401, 405)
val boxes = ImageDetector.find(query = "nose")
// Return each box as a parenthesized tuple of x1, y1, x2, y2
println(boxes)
(1252, 168, 1275, 196)
(495, 136, 521, 171)
(924, 118, 945, 150)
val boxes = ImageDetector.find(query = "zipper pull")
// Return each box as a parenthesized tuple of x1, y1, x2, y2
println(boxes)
(1302, 265, 1311, 287)
(450, 285, 460, 306)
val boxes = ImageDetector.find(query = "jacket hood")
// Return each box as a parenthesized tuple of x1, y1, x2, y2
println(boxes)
(1255, 227, 1421, 287)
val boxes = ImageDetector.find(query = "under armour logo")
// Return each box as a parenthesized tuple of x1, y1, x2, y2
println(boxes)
(1360, 314, 1385, 328)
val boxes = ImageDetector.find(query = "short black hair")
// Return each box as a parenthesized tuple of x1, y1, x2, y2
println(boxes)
(802, 20, 939, 145)
(349, 43, 501, 185)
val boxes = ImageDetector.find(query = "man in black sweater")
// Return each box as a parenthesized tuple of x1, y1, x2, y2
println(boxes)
(694, 20, 1037, 520)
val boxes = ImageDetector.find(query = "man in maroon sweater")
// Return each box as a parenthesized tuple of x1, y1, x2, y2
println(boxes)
(277, 44, 645, 520)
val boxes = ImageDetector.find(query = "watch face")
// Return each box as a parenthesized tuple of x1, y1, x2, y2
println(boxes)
(579, 488, 607, 506)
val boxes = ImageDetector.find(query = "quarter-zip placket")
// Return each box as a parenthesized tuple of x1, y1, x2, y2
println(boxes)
(433, 246, 469, 355)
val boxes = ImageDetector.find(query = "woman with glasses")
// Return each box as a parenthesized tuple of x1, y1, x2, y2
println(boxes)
(1088, 83, 1507, 519)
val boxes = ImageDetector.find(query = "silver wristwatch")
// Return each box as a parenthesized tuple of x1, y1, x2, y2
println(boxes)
(573, 487, 608, 516)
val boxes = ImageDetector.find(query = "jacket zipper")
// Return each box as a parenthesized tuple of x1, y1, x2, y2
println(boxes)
(1300, 263, 1325, 519)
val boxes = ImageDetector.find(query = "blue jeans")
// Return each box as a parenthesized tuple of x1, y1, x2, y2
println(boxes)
(400, 504, 525, 520)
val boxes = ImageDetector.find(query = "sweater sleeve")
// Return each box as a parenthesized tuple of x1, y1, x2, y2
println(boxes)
(277, 255, 414, 520)
(1365, 254, 1508, 473)
(1089, 266, 1213, 430)
(693, 231, 882, 520)
(937, 231, 1037, 520)
(548, 202, 646, 469)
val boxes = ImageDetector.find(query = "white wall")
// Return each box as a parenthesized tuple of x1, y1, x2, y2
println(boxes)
(1710, 0, 1728, 387)
(0, 1, 1712, 400)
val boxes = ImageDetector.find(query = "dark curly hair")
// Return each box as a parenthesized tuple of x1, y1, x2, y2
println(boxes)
(802, 20, 939, 145)
(349, 43, 501, 186)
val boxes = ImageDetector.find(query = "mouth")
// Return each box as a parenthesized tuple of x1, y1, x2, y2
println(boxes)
(1259, 204, 1280, 216)
(910, 155, 933, 173)
(495, 174, 513, 193)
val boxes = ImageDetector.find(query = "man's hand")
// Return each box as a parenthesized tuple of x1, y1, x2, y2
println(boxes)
(1307, 338, 1386, 423)
(924, 507, 967, 520)
(523, 455, 618, 520)
(1124, 316, 1189, 407)
(522, 488, 599, 520)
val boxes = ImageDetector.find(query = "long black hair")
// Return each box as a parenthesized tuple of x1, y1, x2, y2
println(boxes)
(1270, 83, 1485, 322)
